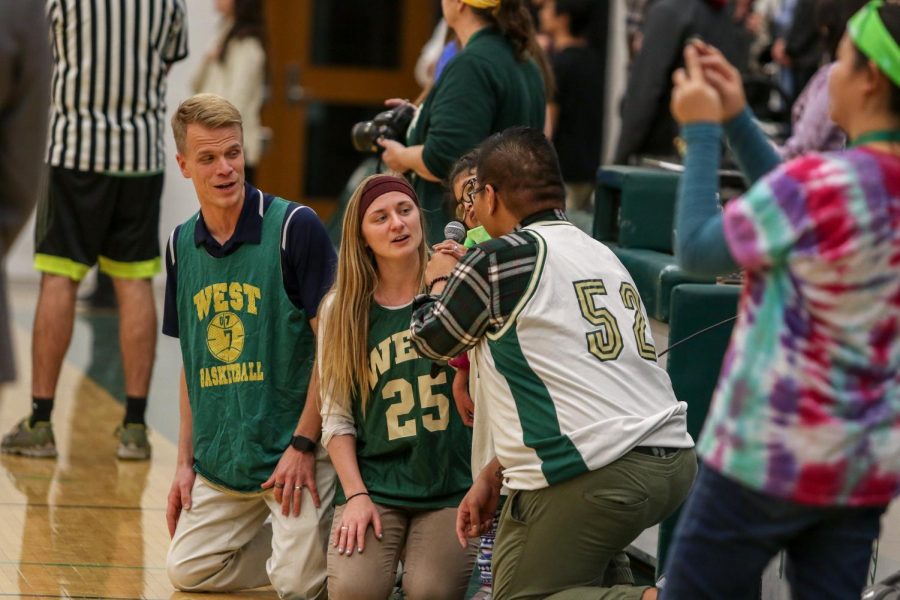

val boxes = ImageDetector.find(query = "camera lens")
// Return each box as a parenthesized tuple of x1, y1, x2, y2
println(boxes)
(351, 121, 379, 153)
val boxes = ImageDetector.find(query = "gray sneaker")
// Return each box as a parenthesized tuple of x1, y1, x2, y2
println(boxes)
(1, 418, 57, 458)
(116, 423, 151, 460)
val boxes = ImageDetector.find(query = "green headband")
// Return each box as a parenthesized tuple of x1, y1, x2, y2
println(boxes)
(848, 0, 900, 87)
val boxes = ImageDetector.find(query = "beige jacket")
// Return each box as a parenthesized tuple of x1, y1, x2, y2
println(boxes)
(192, 35, 266, 165)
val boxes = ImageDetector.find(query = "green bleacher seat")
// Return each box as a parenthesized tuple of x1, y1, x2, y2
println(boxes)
(595, 166, 715, 322)
(656, 283, 741, 576)
(594, 166, 680, 247)
(612, 247, 713, 322)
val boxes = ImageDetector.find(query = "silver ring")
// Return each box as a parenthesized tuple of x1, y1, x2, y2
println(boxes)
(294, 484, 302, 490)
(340, 525, 349, 530)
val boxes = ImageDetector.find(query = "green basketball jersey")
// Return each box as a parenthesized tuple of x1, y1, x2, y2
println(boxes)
(175, 197, 315, 492)
(340, 302, 472, 509)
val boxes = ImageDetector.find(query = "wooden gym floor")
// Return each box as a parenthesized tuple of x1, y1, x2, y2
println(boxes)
(0, 283, 277, 600)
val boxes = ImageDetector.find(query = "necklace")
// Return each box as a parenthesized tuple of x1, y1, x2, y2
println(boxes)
(849, 130, 900, 147)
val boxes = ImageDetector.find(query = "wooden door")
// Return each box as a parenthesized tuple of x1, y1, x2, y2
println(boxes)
(259, 0, 437, 219)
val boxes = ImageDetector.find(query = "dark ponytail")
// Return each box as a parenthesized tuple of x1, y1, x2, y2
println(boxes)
(220, 0, 267, 63)
(472, 0, 556, 98)
(852, 1, 900, 116)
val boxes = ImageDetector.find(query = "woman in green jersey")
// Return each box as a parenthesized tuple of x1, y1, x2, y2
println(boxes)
(318, 175, 475, 599)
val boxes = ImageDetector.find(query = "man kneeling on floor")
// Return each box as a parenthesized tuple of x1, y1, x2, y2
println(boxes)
(163, 93, 336, 599)
(411, 126, 697, 600)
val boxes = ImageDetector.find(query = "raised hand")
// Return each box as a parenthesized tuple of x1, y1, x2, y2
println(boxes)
(432, 239, 467, 260)
(671, 44, 723, 125)
(694, 40, 747, 121)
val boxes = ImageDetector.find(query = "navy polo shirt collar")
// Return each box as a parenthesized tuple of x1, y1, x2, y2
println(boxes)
(194, 182, 265, 254)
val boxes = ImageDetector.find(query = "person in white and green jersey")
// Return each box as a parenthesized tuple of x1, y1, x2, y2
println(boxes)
(319, 174, 476, 600)
(411, 127, 696, 600)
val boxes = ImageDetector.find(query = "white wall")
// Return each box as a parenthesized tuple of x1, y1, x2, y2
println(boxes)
(6, 1, 220, 285)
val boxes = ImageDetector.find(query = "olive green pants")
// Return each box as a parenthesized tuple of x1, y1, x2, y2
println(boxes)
(493, 448, 697, 600)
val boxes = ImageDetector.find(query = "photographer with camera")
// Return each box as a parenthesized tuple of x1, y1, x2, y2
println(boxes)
(351, 104, 417, 157)
(375, 0, 551, 245)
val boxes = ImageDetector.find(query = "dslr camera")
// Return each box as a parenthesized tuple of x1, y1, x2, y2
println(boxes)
(351, 102, 416, 154)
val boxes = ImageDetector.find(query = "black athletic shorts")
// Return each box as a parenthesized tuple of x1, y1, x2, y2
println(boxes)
(34, 166, 163, 281)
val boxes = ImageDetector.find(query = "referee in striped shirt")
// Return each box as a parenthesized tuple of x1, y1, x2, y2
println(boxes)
(1, 0, 189, 461)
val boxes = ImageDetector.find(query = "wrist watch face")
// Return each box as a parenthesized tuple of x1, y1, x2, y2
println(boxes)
(290, 435, 315, 453)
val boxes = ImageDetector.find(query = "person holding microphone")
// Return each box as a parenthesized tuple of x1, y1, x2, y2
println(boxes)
(411, 127, 695, 600)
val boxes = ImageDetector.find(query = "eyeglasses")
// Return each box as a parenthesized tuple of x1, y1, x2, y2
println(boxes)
(458, 177, 477, 208)
(466, 182, 489, 206)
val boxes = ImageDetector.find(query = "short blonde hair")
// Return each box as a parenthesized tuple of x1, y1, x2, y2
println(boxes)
(171, 93, 243, 154)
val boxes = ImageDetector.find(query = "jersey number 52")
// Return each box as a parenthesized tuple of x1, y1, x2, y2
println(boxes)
(574, 280, 657, 362)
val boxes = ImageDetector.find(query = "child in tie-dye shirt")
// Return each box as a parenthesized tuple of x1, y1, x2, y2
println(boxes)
(662, 2, 900, 598)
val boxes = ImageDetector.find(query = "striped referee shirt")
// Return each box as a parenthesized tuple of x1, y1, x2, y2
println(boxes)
(46, 0, 189, 173)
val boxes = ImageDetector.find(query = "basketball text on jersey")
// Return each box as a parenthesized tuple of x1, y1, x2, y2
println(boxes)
(193, 281, 265, 388)
(366, 324, 450, 441)
(368, 330, 420, 389)
(193, 282, 262, 320)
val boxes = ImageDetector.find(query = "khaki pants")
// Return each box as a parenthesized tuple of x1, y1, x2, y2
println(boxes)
(493, 448, 697, 600)
(166, 446, 337, 600)
(327, 503, 477, 600)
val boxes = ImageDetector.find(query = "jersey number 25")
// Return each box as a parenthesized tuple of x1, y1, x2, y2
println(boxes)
(383, 372, 450, 441)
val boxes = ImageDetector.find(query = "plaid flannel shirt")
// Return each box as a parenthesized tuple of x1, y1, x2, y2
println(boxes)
(410, 209, 566, 361)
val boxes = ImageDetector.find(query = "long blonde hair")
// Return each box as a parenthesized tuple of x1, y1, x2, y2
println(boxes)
(320, 175, 429, 415)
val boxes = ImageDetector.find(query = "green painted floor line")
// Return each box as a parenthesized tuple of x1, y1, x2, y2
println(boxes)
(2, 561, 165, 571)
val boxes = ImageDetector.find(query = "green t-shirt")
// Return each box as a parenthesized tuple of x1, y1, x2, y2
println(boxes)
(175, 198, 315, 492)
(338, 302, 472, 509)
(464, 225, 491, 248)
(407, 27, 546, 245)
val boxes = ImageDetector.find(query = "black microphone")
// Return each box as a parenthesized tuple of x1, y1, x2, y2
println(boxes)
(443, 220, 467, 244)
(429, 220, 468, 379)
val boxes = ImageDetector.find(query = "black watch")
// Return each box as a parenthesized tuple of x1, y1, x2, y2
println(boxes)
(290, 435, 316, 453)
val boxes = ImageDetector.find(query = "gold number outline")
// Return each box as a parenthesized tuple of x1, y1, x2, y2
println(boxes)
(383, 373, 450, 440)
(574, 280, 623, 362)
(619, 282, 657, 360)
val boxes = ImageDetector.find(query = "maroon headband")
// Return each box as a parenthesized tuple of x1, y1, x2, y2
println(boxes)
(358, 175, 418, 219)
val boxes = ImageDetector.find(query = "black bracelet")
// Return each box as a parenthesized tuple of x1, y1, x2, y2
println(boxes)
(427, 275, 450, 294)
(346, 491, 370, 502)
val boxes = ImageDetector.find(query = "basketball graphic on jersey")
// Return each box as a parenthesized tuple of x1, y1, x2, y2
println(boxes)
(206, 312, 245, 363)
